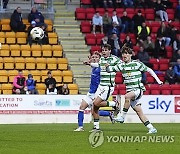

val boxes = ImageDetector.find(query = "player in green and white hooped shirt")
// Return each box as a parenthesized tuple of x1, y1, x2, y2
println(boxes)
(106, 46, 163, 134)
(90, 44, 122, 132)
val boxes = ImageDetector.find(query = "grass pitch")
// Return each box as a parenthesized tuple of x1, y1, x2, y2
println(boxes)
(0, 123, 179, 154)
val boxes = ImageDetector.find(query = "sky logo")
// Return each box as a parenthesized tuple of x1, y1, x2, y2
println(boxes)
(149, 98, 171, 112)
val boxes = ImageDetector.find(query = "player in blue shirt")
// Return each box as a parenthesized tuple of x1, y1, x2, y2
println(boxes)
(74, 52, 114, 131)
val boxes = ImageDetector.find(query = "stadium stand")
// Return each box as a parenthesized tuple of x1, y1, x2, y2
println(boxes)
(0, 16, 79, 95)
(75, 0, 180, 95)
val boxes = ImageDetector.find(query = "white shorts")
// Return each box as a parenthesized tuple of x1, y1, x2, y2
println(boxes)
(95, 85, 115, 101)
(83, 92, 95, 108)
(130, 89, 143, 108)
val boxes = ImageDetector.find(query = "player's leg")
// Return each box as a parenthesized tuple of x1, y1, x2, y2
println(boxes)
(91, 86, 116, 131)
(91, 96, 103, 131)
(74, 99, 89, 131)
(74, 93, 95, 131)
(114, 91, 134, 122)
(133, 104, 157, 134)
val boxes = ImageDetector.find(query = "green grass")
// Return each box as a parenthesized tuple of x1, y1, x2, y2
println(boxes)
(0, 123, 179, 154)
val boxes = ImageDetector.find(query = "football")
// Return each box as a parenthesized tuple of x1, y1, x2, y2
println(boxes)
(30, 27, 44, 40)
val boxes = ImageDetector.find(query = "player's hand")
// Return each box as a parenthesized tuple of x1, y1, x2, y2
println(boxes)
(158, 81, 163, 85)
(83, 61, 90, 65)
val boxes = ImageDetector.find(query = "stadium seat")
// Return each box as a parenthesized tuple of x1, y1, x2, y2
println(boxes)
(36, 83, 46, 90)
(145, 14, 155, 20)
(0, 70, 8, 83)
(85, 34, 96, 45)
(10, 44, 21, 57)
(80, 21, 91, 33)
(0, 48, 10, 57)
(47, 58, 57, 70)
(44, 19, 53, 32)
(149, 58, 159, 70)
(62, 70, 73, 83)
(51, 71, 62, 84)
(80, 0, 92, 7)
(16, 32, 27, 44)
(31, 45, 42, 57)
(68, 84, 79, 94)
(90, 46, 101, 54)
(147, 76, 155, 83)
(86, 8, 95, 20)
(5, 32, 16, 44)
(42, 49, 52, 57)
(57, 58, 68, 70)
(75, 8, 86, 20)
(1, 84, 13, 94)
(48, 32, 58, 44)
(161, 84, 171, 95)
(0, 32, 5, 43)
(171, 84, 180, 95)
(14, 57, 25, 70)
(36, 58, 47, 70)
(159, 59, 169, 71)
(52, 45, 63, 57)
(1, 19, 11, 31)
(165, 46, 173, 58)
(21, 49, 31, 57)
(0, 57, 3, 69)
(3, 57, 14, 70)
(126, 8, 134, 14)
(157, 73, 165, 83)
(53, 76, 62, 83)
(23, 70, 30, 77)
(25, 58, 36, 70)
(149, 84, 161, 95)
(8, 70, 18, 83)
(96, 33, 105, 45)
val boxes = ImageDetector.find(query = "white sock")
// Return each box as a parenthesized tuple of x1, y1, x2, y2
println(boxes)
(121, 111, 127, 119)
(108, 101, 116, 107)
(94, 121, 99, 129)
(146, 123, 154, 129)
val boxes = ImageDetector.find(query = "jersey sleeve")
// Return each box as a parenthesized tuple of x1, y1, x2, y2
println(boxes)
(138, 61, 148, 72)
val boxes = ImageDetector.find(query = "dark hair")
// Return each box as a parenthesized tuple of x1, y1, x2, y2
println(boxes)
(121, 44, 133, 54)
(47, 70, 52, 74)
(102, 44, 111, 50)
(18, 69, 22, 72)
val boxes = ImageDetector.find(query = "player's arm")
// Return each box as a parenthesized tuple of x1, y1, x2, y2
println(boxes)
(90, 63, 99, 67)
(105, 63, 121, 73)
(139, 62, 163, 85)
(146, 67, 163, 85)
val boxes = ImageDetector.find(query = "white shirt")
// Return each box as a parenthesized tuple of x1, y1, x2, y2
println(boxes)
(112, 15, 119, 25)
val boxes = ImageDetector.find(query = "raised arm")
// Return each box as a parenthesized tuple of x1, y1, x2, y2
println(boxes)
(147, 67, 163, 85)
(90, 63, 99, 67)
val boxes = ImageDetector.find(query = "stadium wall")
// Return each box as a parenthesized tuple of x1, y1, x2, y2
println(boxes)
(0, 95, 179, 124)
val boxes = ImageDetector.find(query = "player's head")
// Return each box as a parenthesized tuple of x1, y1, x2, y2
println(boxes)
(101, 44, 111, 58)
(90, 52, 101, 63)
(121, 44, 133, 63)
(18, 69, 23, 76)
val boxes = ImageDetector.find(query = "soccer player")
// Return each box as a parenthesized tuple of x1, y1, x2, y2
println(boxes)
(90, 44, 122, 132)
(74, 52, 114, 131)
(106, 45, 163, 134)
